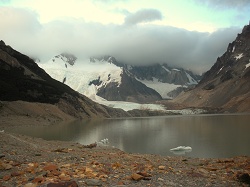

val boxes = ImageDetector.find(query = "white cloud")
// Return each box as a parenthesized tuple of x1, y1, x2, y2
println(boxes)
(0, 7, 241, 74)
(124, 9, 163, 26)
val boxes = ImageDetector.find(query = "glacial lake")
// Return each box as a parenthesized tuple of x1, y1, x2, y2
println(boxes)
(8, 114, 250, 158)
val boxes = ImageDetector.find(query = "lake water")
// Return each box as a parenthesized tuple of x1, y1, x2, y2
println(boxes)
(8, 114, 250, 158)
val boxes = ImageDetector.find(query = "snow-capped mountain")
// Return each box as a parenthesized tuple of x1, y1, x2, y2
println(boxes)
(174, 23, 250, 112)
(0, 40, 132, 118)
(38, 54, 200, 103)
(120, 63, 200, 99)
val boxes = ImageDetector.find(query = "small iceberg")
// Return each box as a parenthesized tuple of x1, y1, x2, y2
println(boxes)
(170, 146, 192, 155)
(101, 138, 109, 144)
(97, 138, 109, 146)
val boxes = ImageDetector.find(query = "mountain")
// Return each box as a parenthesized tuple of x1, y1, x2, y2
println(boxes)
(173, 23, 250, 112)
(0, 40, 130, 119)
(121, 63, 200, 99)
(38, 54, 200, 103)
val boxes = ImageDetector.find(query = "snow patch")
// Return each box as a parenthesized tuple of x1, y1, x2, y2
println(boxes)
(185, 72, 197, 85)
(172, 68, 180, 71)
(245, 62, 250, 69)
(235, 53, 243, 60)
(161, 66, 171, 73)
(128, 65, 133, 70)
(232, 46, 235, 53)
(217, 66, 224, 74)
(137, 77, 182, 99)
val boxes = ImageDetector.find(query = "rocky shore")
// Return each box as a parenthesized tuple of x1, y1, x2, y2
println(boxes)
(0, 117, 250, 187)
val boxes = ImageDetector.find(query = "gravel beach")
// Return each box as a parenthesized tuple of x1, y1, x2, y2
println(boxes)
(1, 116, 250, 187)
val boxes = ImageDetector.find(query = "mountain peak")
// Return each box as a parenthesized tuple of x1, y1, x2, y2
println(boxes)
(90, 55, 117, 65)
(54, 53, 77, 65)
(0, 40, 5, 46)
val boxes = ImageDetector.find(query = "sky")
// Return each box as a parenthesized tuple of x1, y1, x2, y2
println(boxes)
(0, 0, 250, 73)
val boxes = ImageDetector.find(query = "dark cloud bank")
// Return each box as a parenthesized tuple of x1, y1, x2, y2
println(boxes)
(0, 7, 243, 74)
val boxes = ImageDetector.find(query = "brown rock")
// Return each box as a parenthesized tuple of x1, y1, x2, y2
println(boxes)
(11, 171, 21, 177)
(53, 148, 69, 153)
(47, 181, 78, 187)
(83, 142, 97, 148)
(117, 180, 125, 185)
(24, 183, 37, 187)
(32, 177, 44, 183)
(51, 169, 61, 176)
(0, 162, 12, 170)
(43, 164, 58, 171)
(59, 174, 71, 181)
(137, 171, 152, 177)
(158, 165, 166, 170)
(3, 175, 11, 181)
(131, 173, 144, 181)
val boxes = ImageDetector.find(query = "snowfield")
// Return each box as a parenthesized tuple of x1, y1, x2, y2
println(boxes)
(39, 56, 122, 97)
(137, 78, 181, 99)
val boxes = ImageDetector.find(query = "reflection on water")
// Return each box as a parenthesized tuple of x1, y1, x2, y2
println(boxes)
(8, 114, 250, 158)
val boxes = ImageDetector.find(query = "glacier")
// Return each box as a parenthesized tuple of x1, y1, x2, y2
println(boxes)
(38, 55, 167, 112)
(37, 54, 203, 113)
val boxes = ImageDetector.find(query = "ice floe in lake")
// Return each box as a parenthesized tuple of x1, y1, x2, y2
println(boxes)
(170, 146, 192, 155)
(97, 138, 109, 146)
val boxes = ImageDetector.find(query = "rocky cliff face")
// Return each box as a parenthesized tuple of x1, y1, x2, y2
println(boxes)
(0, 40, 130, 118)
(124, 63, 199, 85)
(97, 69, 162, 103)
(174, 24, 250, 112)
(112, 60, 200, 99)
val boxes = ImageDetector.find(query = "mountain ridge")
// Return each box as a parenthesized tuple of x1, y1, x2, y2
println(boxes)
(0, 40, 131, 119)
(173, 23, 250, 112)
(38, 53, 200, 103)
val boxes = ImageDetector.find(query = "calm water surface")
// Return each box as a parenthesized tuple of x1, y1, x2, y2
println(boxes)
(8, 114, 250, 158)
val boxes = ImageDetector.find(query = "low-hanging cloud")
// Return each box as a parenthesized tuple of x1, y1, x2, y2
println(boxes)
(0, 7, 242, 74)
(124, 9, 163, 26)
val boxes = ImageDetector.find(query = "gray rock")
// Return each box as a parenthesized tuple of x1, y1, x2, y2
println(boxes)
(0, 154, 5, 158)
(85, 179, 102, 186)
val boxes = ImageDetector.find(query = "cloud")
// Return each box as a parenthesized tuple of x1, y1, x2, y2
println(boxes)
(193, 0, 250, 10)
(124, 9, 163, 26)
(0, 0, 11, 3)
(0, 7, 241, 74)
(93, 0, 128, 2)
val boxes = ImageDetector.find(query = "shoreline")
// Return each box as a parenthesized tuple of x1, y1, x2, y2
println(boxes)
(0, 116, 250, 186)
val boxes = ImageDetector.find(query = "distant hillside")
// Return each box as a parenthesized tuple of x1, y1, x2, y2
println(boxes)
(174, 24, 250, 112)
(0, 40, 130, 119)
